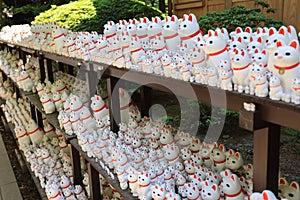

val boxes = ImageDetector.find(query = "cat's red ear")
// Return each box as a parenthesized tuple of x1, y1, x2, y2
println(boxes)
(290, 181, 299, 190)
(276, 41, 283, 48)
(290, 40, 299, 49)
(279, 178, 287, 185)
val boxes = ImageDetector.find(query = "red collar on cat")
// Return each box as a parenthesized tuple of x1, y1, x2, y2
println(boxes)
(233, 63, 250, 71)
(207, 46, 227, 56)
(164, 32, 179, 40)
(274, 62, 299, 71)
(180, 30, 201, 41)
(225, 188, 245, 197)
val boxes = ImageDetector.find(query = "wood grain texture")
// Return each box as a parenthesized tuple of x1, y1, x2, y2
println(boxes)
(172, 0, 300, 32)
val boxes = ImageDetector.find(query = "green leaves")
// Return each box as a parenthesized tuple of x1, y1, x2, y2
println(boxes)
(33, 0, 163, 32)
(198, 5, 284, 34)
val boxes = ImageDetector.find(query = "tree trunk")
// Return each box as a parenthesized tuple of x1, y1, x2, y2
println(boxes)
(158, 0, 166, 13)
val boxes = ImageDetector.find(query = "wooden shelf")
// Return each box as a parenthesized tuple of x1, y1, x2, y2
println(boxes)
(70, 139, 137, 200)
(43, 52, 83, 67)
(2, 40, 298, 195)
(102, 66, 300, 131)
(25, 93, 76, 141)
(19, 47, 36, 54)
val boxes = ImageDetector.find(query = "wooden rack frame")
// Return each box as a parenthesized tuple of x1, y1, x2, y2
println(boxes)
(1, 42, 299, 199)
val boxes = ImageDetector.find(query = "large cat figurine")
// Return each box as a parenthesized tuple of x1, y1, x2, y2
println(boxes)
(178, 13, 202, 52)
(272, 40, 300, 102)
(203, 30, 231, 68)
(162, 15, 180, 52)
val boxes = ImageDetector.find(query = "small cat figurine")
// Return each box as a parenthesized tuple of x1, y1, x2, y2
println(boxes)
(278, 178, 300, 200)
(269, 75, 283, 101)
(254, 74, 269, 97)
(201, 181, 222, 200)
(225, 151, 244, 171)
(291, 77, 300, 104)
(231, 48, 251, 93)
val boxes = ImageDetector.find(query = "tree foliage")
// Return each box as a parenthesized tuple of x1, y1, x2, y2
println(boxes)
(198, 5, 285, 34)
(33, 0, 164, 32)
(1, 0, 70, 26)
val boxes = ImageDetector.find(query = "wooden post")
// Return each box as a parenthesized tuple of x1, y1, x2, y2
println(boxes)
(67, 64, 74, 76)
(36, 109, 44, 129)
(39, 54, 46, 83)
(58, 62, 64, 72)
(87, 163, 101, 200)
(168, 0, 173, 16)
(253, 123, 280, 194)
(107, 77, 120, 132)
(86, 63, 98, 99)
(239, 108, 280, 195)
(70, 144, 83, 185)
(140, 86, 152, 117)
(46, 59, 54, 83)
(30, 103, 36, 121)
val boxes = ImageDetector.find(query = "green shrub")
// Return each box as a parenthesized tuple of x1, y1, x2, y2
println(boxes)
(198, 5, 285, 34)
(33, 0, 164, 32)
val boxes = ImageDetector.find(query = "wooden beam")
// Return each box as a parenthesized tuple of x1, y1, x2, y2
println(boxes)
(253, 123, 280, 195)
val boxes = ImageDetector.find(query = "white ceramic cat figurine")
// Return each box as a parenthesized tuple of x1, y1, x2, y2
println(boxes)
(151, 184, 167, 200)
(148, 16, 162, 43)
(151, 35, 167, 58)
(221, 170, 245, 200)
(40, 93, 56, 114)
(129, 36, 146, 66)
(18, 70, 34, 92)
(225, 151, 244, 171)
(162, 15, 180, 52)
(190, 47, 207, 75)
(26, 119, 44, 145)
(248, 190, 278, 200)
(90, 95, 109, 121)
(247, 36, 264, 56)
(136, 17, 149, 43)
(104, 21, 117, 44)
(291, 77, 300, 104)
(210, 143, 226, 172)
(272, 40, 300, 102)
(254, 74, 269, 97)
(278, 178, 300, 200)
(178, 13, 202, 52)
(185, 183, 201, 200)
(127, 167, 139, 197)
(204, 30, 231, 68)
(219, 69, 233, 91)
(161, 53, 172, 77)
(231, 48, 251, 93)
(201, 181, 222, 200)
(266, 27, 289, 76)
(138, 172, 152, 200)
(15, 125, 31, 149)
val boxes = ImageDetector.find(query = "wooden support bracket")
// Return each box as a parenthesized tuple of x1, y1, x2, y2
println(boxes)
(88, 163, 102, 200)
(107, 77, 120, 132)
(239, 108, 267, 131)
(70, 144, 83, 186)
(239, 107, 280, 196)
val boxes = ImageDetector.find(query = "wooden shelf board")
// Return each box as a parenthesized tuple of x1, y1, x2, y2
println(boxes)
(25, 93, 76, 141)
(70, 139, 137, 200)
